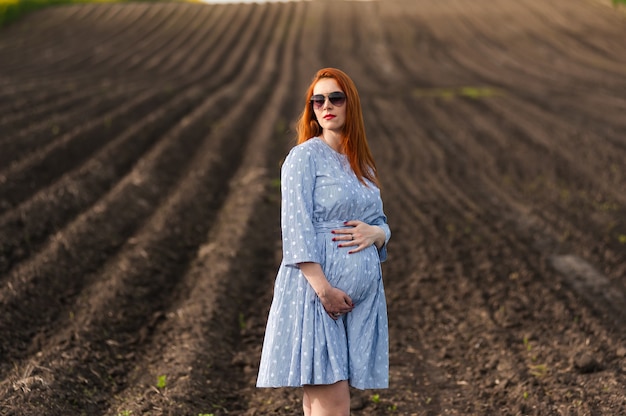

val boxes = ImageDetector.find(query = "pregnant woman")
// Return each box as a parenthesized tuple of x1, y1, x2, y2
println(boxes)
(257, 67, 391, 416)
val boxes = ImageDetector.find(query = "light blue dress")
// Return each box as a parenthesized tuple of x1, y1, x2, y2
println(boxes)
(257, 137, 391, 390)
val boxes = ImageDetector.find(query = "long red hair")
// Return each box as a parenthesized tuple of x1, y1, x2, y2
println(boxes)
(295, 68, 380, 188)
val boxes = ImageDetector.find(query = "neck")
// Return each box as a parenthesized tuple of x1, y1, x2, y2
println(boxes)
(321, 131, 342, 153)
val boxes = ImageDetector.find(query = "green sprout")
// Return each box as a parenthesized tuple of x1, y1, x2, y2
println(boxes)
(156, 375, 167, 389)
(529, 364, 548, 378)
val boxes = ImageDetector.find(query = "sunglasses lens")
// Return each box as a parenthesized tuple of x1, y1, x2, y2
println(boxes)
(311, 95, 325, 109)
(329, 92, 346, 106)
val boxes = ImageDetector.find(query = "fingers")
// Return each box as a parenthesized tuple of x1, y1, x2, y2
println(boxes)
(331, 228, 356, 241)
(332, 221, 381, 254)
(327, 308, 352, 320)
(332, 230, 365, 253)
(331, 220, 367, 243)
(337, 236, 359, 246)
(324, 292, 354, 320)
(331, 220, 361, 236)
(327, 306, 351, 320)
(347, 244, 365, 254)
(332, 228, 360, 246)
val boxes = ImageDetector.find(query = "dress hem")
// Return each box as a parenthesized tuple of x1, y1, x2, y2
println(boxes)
(256, 381, 389, 390)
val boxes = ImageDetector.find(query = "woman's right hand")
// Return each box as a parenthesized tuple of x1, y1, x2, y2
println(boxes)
(318, 287, 354, 320)
(297, 262, 354, 320)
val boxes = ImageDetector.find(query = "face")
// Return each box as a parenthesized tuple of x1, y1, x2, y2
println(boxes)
(312, 78, 346, 134)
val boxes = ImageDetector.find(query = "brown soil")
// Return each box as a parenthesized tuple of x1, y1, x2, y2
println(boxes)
(1, 1, 625, 415)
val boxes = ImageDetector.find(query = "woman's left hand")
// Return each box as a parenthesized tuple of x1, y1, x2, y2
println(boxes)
(332, 220, 386, 254)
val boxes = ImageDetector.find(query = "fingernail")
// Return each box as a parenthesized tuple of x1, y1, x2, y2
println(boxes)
(331, 230, 336, 234)
(343, 221, 348, 225)
(332, 238, 336, 241)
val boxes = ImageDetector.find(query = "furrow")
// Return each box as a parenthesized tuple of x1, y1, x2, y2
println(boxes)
(173, 3, 259, 81)
(376, 95, 626, 414)
(454, 0, 626, 88)
(0, 86, 203, 277)
(412, 95, 624, 288)
(0, 0, 277, 274)
(357, 5, 626, 412)
(0, 3, 290, 412)
(120, 3, 213, 76)
(523, 0, 626, 63)
(0, 0, 279, 377)
(73, 3, 193, 78)
(0, 3, 155, 76)
(0, 87, 212, 376)
(0, 87, 144, 168)
(0, 89, 165, 212)
(0, 4, 95, 58)
(161, 3, 237, 76)
(401, 86, 626, 324)
(366, 100, 474, 415)
(140, 4, 221, 75)
(0, 80, 82, 111)
(0, 83, 141, 139)
(476, 95, 626, 205)
(345, 5, 477, 411)
(105, 4, 302, 413)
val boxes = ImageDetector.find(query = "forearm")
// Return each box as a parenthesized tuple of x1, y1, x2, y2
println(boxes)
(298, 262, 331, 297)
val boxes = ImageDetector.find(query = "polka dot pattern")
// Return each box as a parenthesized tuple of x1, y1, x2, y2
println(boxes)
(257, 137, 391, 390)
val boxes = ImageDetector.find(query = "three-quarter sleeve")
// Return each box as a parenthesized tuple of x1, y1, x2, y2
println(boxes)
(372, 213, 391, 262)
(281, 145, 322, 267)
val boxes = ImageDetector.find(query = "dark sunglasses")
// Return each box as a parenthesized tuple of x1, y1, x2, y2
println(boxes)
(310, 91, 346, 110)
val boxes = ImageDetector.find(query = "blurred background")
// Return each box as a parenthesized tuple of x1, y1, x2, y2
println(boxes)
(1, 1, 625, 415)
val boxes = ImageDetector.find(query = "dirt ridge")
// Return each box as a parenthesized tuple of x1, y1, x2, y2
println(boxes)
(0, 1, 625, 415)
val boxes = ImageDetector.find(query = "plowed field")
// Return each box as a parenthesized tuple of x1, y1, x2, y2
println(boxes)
(1, 1, 625, 415)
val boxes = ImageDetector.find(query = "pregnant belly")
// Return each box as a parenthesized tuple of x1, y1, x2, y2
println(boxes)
(323, 243, 381, 304)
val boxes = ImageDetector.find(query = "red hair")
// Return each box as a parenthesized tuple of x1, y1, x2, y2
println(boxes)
(295, 68, 380, 187)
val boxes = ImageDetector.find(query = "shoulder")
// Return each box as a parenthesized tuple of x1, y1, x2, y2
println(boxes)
(284, 138, 323, 164)
(281, 139, 322, 183)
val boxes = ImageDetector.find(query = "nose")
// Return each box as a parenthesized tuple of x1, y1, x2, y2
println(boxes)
(322, 97, 333, 109)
